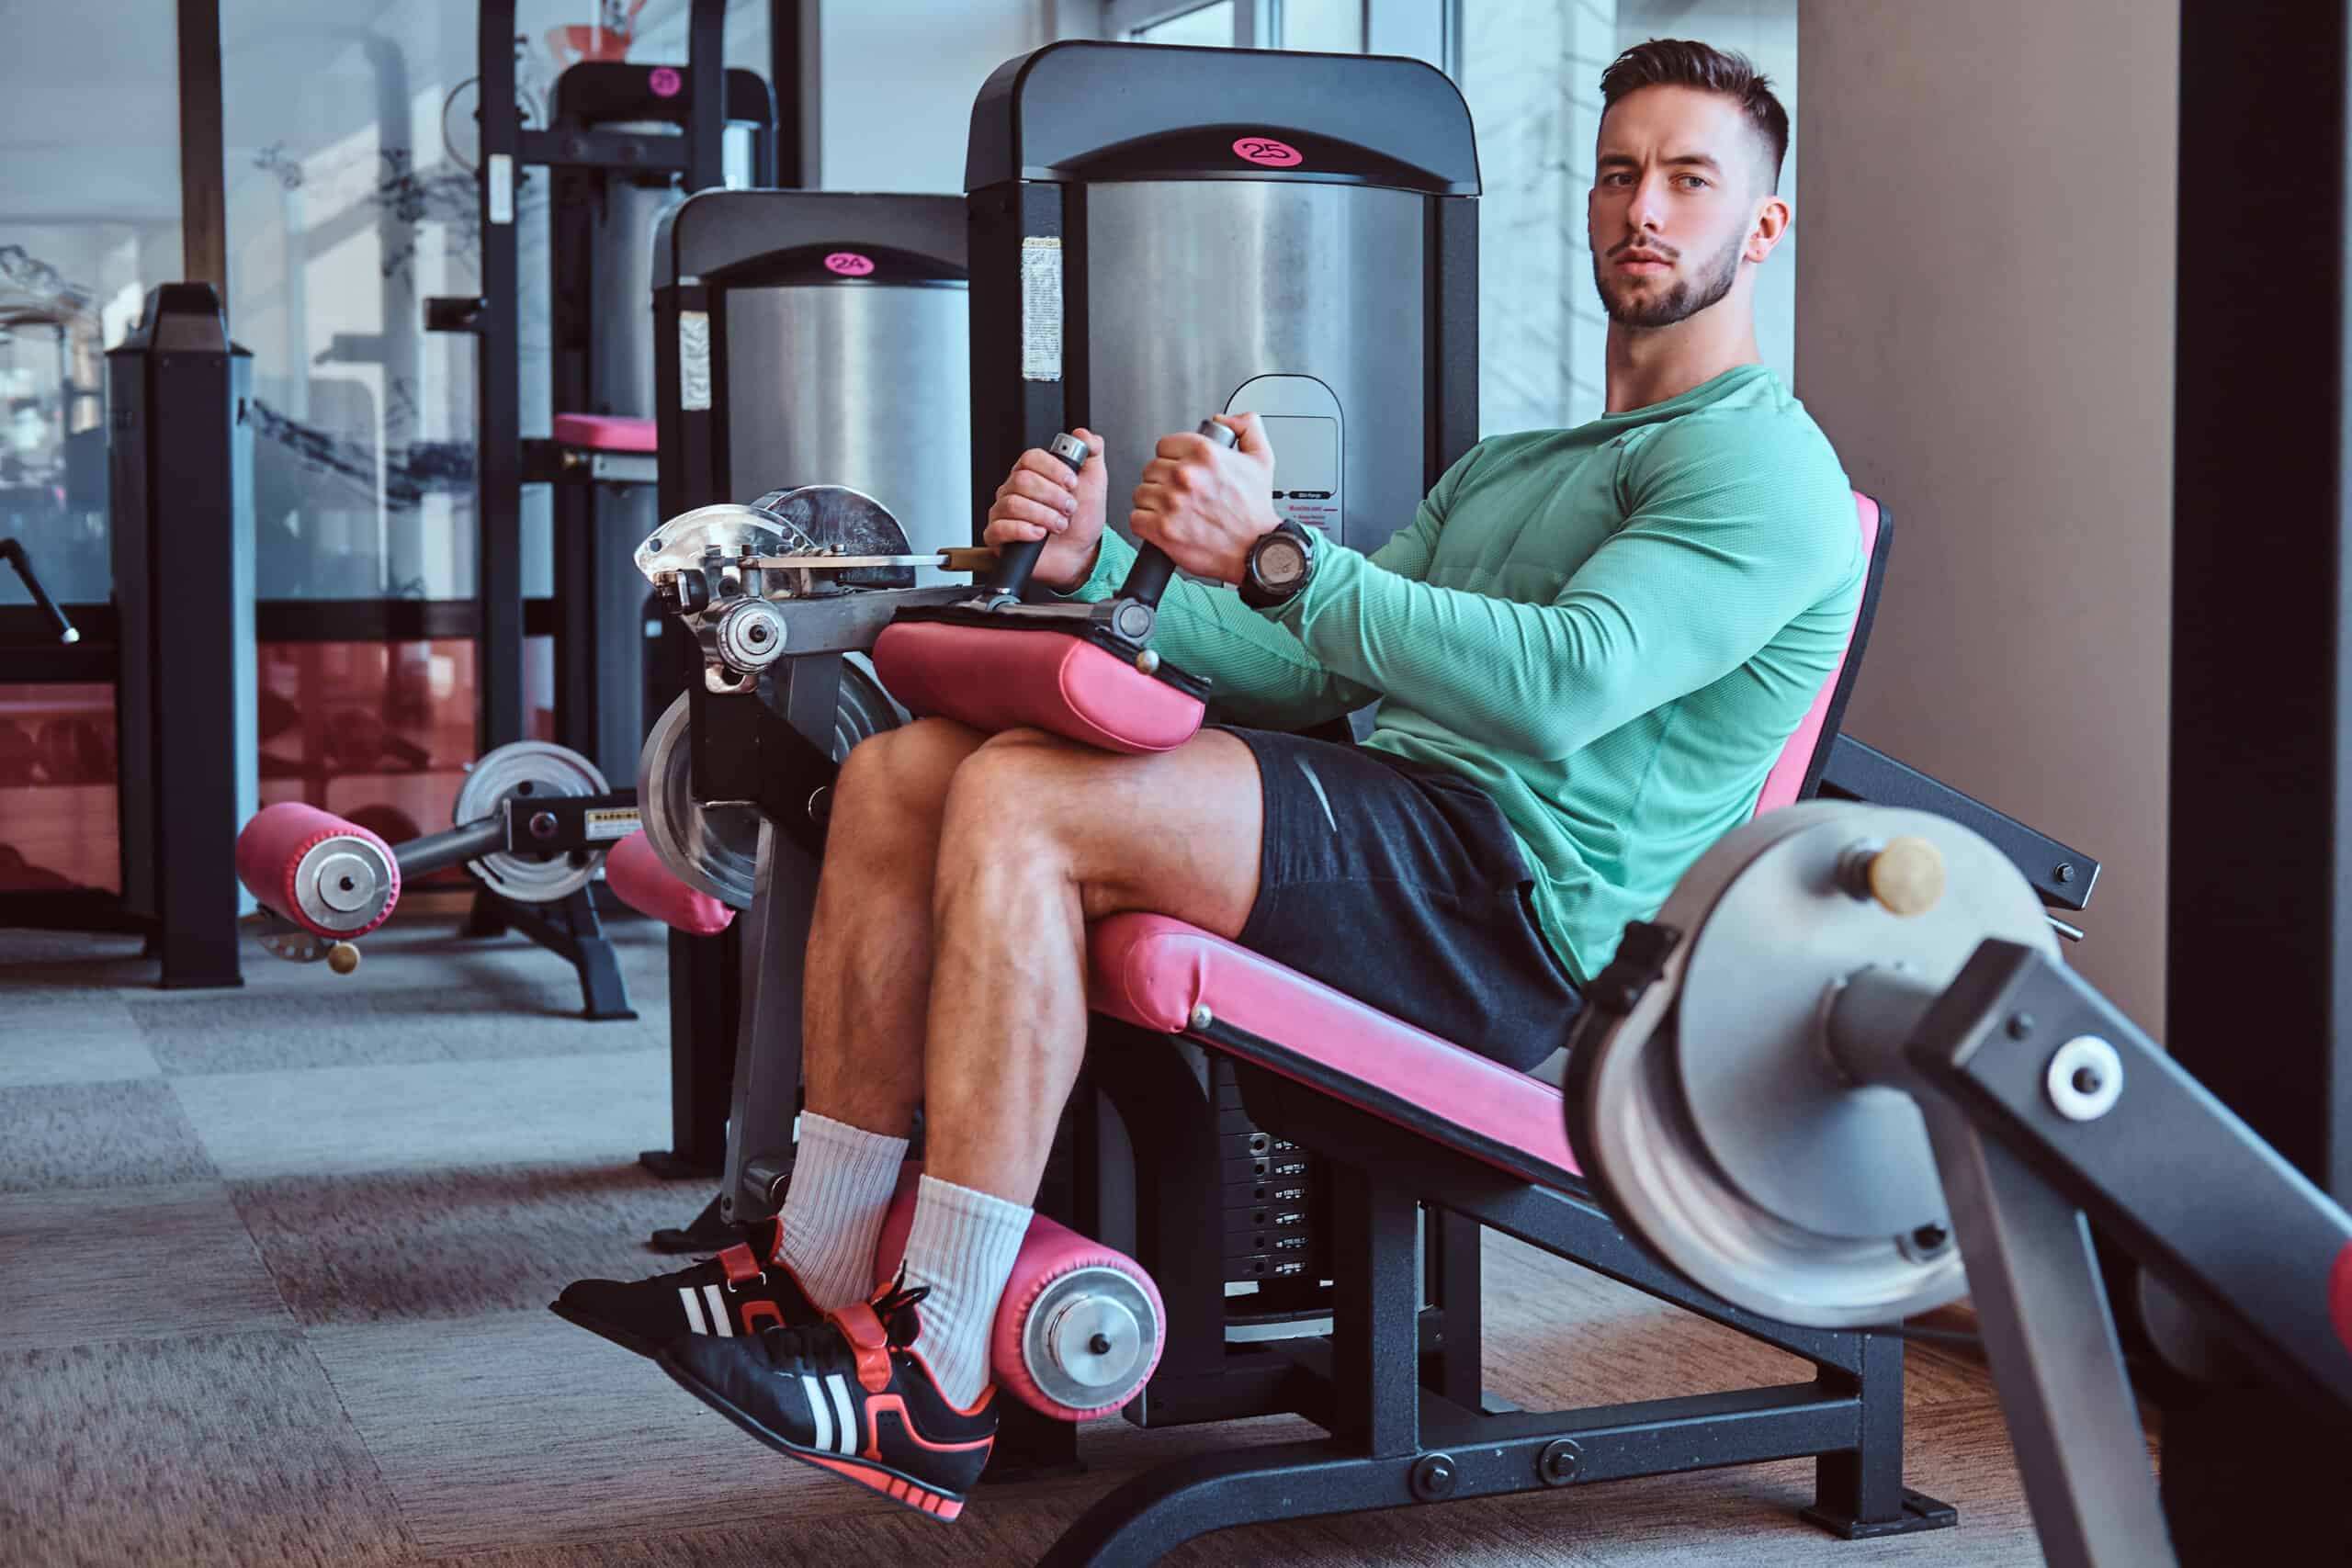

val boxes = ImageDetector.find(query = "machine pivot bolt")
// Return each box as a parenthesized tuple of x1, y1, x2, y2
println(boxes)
(1089, 1333, 1113, 1355)
(2046, 1036, 2124, 1122)
(529, 810, 558, 840)
(327, 942, 361, 976)
(1136, 649, 1161, 675)
(1910, 1224, 1949, 1253)
(2006, 1012, 2036, 1040)
(1537, 1438, 1583, 1487)
(1188, 1004, 1214, 1031)
(1409, 1453, 1459, 1501)
(2054, 862, 2076, 884)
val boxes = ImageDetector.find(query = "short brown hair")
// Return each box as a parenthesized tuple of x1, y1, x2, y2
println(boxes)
(1600, 39, 1790, 193)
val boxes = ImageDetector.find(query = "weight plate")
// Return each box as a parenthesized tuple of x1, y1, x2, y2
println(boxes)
(1677, 807, 2057, 1242)
(636, 656, 906, 911)
(754, 486, 917, 590)
(452, 740, 609, 904)
(639, 694, 763, 910)
(634, 502, 814, 584)
(1572, 802, 2052, 1328)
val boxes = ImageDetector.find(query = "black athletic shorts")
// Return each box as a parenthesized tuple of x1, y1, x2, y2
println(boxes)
(1219, 725, 1583, 1075)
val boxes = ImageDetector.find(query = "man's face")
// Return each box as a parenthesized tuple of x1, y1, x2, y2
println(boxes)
(1588, 85, 1771, 330)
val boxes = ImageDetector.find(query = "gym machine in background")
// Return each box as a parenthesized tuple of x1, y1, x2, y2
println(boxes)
(635, 188, 970, 1203)
(107, 284, 256, 988)
(419, 0, 774, 1014)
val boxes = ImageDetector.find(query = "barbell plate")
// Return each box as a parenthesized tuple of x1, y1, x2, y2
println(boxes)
(451, 740, 609, 905)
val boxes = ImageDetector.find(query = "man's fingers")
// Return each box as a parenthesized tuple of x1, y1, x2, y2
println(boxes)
(1015, 447, 1080, 490)
(1002, 469, 1076, 511)
(990, 495, 1068, 533)
(982, 513, 1052, 545)
(1216, 411, 1271, 458)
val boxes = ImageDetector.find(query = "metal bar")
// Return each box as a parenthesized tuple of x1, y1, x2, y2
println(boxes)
(1327, 1165, 1418, 1456)
(1912, 941, 2352, 1416)
(718, 821, 814, 1222)
(515, 129, 689, 175)
(476, 0, 525, 753)
(1421, 1208, 1483, 1406)
(390, 817, 512, 881)
(686, 0, 726, 189)
(772, 0, 819, 186)
(175, 0, 227, 290)
(1036, 1388, 1864, 1567)
(1915, 1094, 2168, 1568)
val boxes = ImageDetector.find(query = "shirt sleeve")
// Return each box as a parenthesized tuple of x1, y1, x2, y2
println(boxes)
(1261, 414, 1860, 761)
(1047, 448, 1475, 729)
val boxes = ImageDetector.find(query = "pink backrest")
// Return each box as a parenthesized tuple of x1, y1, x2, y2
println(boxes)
(1751, 491, 1886, 818)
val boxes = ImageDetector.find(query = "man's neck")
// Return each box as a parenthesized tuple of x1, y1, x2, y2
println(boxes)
(1602, 306, 1763, 414)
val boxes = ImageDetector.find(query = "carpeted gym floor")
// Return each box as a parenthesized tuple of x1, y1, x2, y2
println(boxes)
(2, 909, 2101, 1567)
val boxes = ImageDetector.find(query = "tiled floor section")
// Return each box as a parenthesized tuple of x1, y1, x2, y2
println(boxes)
(3, 916, 2070, 1566)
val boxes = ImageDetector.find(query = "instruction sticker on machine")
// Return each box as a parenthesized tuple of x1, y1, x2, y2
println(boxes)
(680, 310, 713, 411)
(1022, 237, 1062, 381)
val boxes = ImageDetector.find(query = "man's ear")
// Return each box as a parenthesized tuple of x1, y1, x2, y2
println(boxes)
(1747, 193, 1792, 265)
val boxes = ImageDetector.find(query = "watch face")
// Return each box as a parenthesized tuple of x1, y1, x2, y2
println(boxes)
(1259, 535, 1309, 588)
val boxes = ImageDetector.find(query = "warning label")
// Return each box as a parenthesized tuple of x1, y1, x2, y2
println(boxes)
(585, 807, 641, 843)
(1022, 237, 1062, 382)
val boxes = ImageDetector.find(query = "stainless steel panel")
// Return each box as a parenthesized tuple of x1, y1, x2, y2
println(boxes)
(592, 178, 683, 420)
(1083, 180, 1428, 556)
(724, 284, 972, 584)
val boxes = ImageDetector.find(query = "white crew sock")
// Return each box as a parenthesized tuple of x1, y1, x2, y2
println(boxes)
(898, 1173, 1032, 1409)
(775, 1111, 910, 1312)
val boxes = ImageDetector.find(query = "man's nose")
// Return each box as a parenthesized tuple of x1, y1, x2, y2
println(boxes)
(1628, 173, 1668, 231)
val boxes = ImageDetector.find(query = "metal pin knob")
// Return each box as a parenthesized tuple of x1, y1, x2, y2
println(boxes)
(2046, 1035, 2124, 1121)
(1839, 835, 1946, 917)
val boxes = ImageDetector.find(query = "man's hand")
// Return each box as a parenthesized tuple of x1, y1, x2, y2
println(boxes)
(1130, 413, 1281, 585)
(981, 427, 1110, 592)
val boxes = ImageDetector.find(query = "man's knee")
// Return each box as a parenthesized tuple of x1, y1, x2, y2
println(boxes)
(936, 729, 1082, 863)
(831, 718, 985, 852)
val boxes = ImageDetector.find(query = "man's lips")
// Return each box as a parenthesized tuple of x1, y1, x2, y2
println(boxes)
(1615, 253, 1673, 272)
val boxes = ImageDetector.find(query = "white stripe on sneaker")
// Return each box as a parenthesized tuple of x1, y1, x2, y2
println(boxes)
(804, 1374, 832, 1452)
(703, 1283, 731, 1337)
(824, 1374, 856, 1454)
(679, 1285, 707, 1335)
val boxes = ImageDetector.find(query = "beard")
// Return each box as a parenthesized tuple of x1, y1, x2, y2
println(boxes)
(1592, 228, 1745, 330)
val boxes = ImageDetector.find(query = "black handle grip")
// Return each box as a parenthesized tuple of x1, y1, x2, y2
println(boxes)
(1115, 419, 1237, 609)
(982, 432, 1091, 601)
(0, 539, 80, 645)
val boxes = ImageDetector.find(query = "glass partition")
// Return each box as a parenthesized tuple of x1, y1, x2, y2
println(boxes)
(0, 6, 185, 611)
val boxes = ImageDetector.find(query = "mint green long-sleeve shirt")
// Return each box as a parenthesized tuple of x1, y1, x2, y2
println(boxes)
(1055, 365, 1863, 983)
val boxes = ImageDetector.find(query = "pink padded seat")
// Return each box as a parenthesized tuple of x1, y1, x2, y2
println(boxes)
(551, 412, 658, 453)
(1089, 914, 1582, 1189)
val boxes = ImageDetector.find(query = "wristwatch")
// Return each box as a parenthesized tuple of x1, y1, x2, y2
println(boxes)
(1239, 520, 1318, 610)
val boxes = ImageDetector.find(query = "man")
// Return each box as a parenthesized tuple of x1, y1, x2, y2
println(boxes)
(553, 38, 1860, 1521)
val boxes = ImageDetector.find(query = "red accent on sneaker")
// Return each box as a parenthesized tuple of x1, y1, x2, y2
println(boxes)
(900, 1340, 1000, 1417)
(739, 1298, 786, 1333)
(794, 1448, 965, 1520)
(858, 1393, 999, 1458)
(718, 1244, 763, 1286)
(831, 1300, 897, 1393)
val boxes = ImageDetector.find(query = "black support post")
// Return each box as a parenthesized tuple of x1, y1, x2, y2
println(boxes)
(107, 285, 254, 989)
(2168, 2, 2352, 1551)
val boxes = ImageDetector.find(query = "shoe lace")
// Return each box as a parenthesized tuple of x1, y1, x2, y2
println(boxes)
(751, 1278, 932, 1371)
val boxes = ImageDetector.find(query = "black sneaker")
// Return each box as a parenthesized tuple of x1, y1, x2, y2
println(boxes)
(656, 1280, 996, 1520)
(550, 1219, 823, 1359)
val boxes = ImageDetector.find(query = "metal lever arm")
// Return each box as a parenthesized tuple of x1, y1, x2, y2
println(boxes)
(0, 539, 80, 644)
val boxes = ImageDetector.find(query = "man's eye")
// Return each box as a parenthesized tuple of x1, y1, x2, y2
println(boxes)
(1678, 175, 1709, 190)
(1600, 173, 1631, 186)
